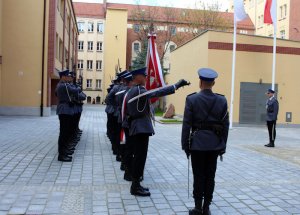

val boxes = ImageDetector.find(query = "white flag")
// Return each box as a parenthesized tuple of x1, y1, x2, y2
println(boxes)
(234, 0, 248, 22)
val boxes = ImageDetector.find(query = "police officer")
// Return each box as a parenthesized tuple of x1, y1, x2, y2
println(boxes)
(125, 67, 189, 196)
(181, 68, 229, 215)
(106, 71, 129, 161)
(264, 89, 279, 147)
(105, 83, 115, 143)
(105, 76, 121, 156)
(55, 69, 80, 162)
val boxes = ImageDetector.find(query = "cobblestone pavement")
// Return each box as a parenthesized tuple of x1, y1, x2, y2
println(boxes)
(0, 105, 299, 215)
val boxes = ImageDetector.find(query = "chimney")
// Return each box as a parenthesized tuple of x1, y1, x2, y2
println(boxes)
(103, 0, 107, 17)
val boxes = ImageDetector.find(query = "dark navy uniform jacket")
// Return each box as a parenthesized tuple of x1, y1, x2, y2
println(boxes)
(266, 97, 279, 121)
(56, 80, 80, 115)
(181, 89, 229, 152)
(125, 84, 176, 136)
(105, 84, 121, 115)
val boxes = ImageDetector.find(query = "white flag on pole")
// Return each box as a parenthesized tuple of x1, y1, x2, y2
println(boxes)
(234, 0, 248, 22)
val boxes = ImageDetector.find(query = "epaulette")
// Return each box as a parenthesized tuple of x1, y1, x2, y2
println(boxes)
(215, 93, 224, 96)
(187, 92, 196, 97)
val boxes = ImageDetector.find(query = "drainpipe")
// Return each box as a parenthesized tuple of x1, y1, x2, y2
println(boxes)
(40, 0, 46, 117)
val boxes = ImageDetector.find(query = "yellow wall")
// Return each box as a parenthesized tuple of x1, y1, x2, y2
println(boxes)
(167, 31, 300, 124)
(166, 33, 209, 113)
(1, 0, 44, 107)
(103, 8, 128, 97)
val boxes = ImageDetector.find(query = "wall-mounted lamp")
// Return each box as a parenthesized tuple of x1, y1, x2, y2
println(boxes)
(115, 35, 118, 39)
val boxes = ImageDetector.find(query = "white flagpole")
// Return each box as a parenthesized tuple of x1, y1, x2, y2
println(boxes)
(271, 0, 277, 90)
(229, 16, 237, 129)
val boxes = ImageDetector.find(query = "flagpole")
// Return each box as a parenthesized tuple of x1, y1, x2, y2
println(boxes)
(229, 16, 237, 129)
(271, 0, 277, 90)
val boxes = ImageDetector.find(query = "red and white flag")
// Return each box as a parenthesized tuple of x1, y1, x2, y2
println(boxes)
(264, 0, 277, 24)
(146, 34, 166, 104)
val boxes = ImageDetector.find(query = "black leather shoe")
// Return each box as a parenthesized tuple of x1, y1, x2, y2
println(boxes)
(264, 143, 275, 147)
(130, 186, 151, 196)
(189, 208, 202, 215)
(139, 185, 149, 192)
(58, 155, 72, 162)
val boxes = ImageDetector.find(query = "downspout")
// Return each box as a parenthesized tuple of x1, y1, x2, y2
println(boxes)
(41, 0, 46, 117)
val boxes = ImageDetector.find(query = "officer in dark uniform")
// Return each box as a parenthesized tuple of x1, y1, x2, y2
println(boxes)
(264, 89, 279, 147)
(55, 69, 80, 162)
(181, 68, 229, 215)
(105, 83, 115, 142)
(106, 71, 129, 161)
(115, 72, 133, 172)
(105, 76, 121, 155)
(125, 67, 189, 196)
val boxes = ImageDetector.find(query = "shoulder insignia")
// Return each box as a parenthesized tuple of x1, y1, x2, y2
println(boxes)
(187, 92, 196, 97)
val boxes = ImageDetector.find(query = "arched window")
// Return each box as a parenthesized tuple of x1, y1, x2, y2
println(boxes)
(87, 96, 91, 104)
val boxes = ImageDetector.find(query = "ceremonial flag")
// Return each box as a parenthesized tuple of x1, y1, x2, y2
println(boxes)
(120, 92, 128, 145)
(230, 0, 248, 129)
(264, 0, 277, 25)
(145, 34, 166, 104)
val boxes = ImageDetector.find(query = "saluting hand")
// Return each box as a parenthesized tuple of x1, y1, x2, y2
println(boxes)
(175, 79, 190, 90)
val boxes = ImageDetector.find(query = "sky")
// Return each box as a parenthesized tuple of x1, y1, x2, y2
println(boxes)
(72, 0, 230, 11)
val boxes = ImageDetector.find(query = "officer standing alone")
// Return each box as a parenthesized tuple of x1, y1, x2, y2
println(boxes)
(264, 89, 279, 147)
(181, 68, 229, 215)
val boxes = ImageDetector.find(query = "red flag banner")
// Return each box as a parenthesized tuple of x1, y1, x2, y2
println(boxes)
(264, 0, 276, 24)
(146, 34, 166, 103)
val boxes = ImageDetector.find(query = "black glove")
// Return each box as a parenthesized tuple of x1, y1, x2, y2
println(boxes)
(184, 148, 190, 159)
(175, 79, 190, 90)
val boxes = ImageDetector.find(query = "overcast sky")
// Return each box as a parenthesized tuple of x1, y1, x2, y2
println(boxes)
(72, 0, 230, 11)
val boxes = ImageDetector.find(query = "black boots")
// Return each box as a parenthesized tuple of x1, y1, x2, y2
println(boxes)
(202, 206, 211, 215)
(189, 200, 202, 215)
(58, 155, 72, 162)
(130, 180, 150, 196)
(265, 141, 275, 147)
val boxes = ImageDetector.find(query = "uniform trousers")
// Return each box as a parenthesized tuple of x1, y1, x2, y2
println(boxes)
(106, 113, 114, 140)
(123, 128, 134, 171)
(58, 114, 72, 155)
(131, 134, 149, 180)
(267, 120, 276, 143)
(191, 151, 219, 205)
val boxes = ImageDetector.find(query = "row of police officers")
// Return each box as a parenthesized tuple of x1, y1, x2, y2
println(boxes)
(55, 69, 86, 162)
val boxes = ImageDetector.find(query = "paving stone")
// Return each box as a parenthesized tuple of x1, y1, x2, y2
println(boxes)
(0, 106, 300, 215)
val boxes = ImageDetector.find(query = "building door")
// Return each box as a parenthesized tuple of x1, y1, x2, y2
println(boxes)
(96, 96, 101, 104)
(239, 82, 278, 124)
(87, 96, 91, 104)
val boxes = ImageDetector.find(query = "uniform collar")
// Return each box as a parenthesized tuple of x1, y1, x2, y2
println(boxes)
(200, 89, 213, 94)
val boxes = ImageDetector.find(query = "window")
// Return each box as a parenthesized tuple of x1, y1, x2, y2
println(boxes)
(280, 30, 285, 39)
(97, 22, 104, 33)
(87, 60, 93, 70)
(96, 60, 102, 70)
(88, 22, 94, 32)
(88, 41, 93, 51)
(133, 24, 140, 33)
(96, 79, 102, 89)
(170, 26, 176, 36)
(169, 44, 176, 52)
(97, 42, 103, 51)
(78, 60, 83, 69)
(59, 0, 65, 18)
(78, 41, 84, 51)
(284, 4, 287, 18)
(56, 34, 59, 60)
(77, 22, 85, 32)
(59, 39, 63, 63)
(87, 79, 92, 88)
(133, 43, 140, 52)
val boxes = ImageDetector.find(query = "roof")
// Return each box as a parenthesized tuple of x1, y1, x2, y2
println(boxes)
(73, 2, 254, 30)
(73, 2, 105, 19)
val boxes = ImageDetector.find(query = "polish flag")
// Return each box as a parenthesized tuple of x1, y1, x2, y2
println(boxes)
(264, 0, 277, 24)
(146, 34, 166, 104)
